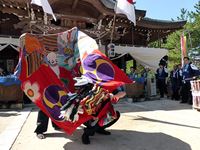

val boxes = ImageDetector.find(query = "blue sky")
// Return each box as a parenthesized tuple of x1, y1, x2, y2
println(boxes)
(135, 0, 199, 20)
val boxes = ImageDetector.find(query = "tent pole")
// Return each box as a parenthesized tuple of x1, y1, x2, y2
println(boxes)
(26, 1, 32, 33)
(110, 14, 116, 43)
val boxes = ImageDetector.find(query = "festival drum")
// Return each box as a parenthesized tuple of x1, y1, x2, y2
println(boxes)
(190, 80, 200, 111)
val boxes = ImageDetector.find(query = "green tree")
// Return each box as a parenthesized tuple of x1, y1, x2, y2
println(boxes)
(149, 0, 200, 70)
(177, 8, 188, 21)
(187, 1, 200, 48)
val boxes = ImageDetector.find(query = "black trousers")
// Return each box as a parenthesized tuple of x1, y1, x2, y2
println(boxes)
(171, 82, 180, 100)
(181, 82, 192, 104)
(34, 110, 59, 134)
(157, 79, 167, 98)
(171, 88, 180, 100)
(83, 111, 120, 136)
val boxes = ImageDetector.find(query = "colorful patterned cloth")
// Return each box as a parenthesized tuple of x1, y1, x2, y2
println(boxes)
(81, 84, 110, 115)
(16, 27, 131, 135)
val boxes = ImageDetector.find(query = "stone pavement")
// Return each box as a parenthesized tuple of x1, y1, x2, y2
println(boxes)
(0, 107, 32, 150)
(1, 99, 200, 150)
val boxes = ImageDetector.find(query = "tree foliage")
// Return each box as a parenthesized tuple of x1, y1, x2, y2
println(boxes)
(149, 0, 200, 70)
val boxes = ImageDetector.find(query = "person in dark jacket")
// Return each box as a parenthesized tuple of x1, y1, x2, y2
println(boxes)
(180, 57, 200, 104)
(170, 65, 182, 100)
(160, 55, 168, 68)
(155, 63, 168, 98)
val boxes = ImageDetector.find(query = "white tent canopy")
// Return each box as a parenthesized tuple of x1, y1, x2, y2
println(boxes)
(0, 36, 19, 52)
(0, 36, 168, 71)
(100, 45, 168, 72)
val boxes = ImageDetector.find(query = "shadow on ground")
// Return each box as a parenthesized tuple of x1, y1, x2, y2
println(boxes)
(116, 99, 192, 113)
(0, 112, 20, 117)
(2, 99, 192, 115)
(44, 129, 191, 150)
(135, 116, 200, 130)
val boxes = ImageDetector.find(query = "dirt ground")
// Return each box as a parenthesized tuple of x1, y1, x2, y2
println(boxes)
(2, 99, 199, 150)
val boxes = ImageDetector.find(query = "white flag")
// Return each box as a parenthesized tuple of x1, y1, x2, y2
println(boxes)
(31, 0, 56, 21)
(115, 0, 136, 25)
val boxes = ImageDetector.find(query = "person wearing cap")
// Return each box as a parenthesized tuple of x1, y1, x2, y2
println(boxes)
(180, 57, 200, 104)
(155, 62, 168, 99)
(160, 55, 168, 68)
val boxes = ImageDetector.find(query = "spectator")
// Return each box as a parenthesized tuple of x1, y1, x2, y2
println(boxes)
(128, 66, 137, 80)
(142, 67, 150, 99)
(155, 63, 168, 99)
(160, 55, 168, 68)
(180, 57, 200, 104)
(170, 65, 181, 100)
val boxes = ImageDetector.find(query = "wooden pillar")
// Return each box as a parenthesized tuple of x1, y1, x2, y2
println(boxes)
(157, 32, 161, 48)
(105, 40, 110, 57)
(133, 59, 136, 69)
(132, 25, 135, 45)
(121, 55, 126, 71)
(105, 43, 108, 57)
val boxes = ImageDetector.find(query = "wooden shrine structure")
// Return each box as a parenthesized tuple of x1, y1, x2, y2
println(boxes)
(0, 0, 186, 46)
(0, 0, 187, 105)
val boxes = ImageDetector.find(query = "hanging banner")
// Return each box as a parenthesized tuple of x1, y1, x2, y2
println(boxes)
(181, 34, 187, 66)
(115, 0, 136, 25)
